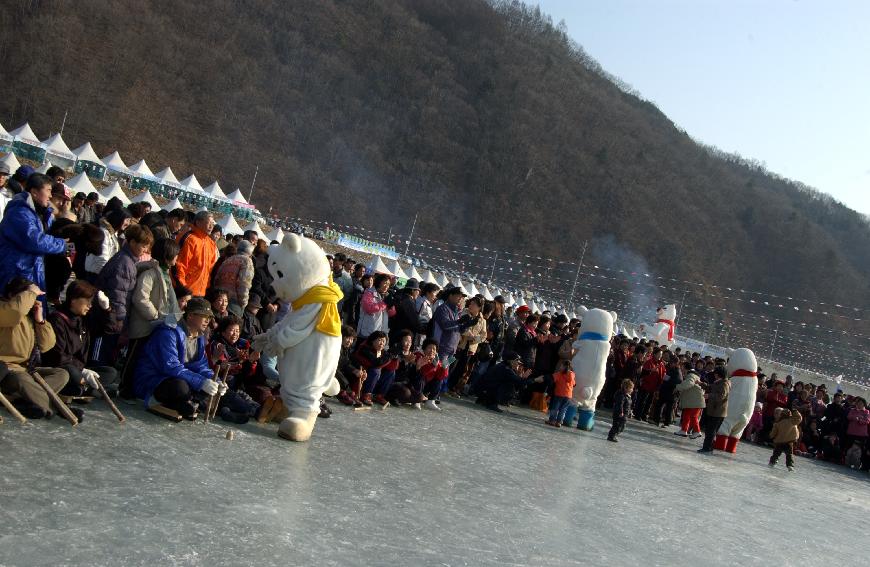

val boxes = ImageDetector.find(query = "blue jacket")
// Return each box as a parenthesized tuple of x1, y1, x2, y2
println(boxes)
(0, 193, 66, 293)
(432, 302, 468, 357)
(134, 320, 214, 404)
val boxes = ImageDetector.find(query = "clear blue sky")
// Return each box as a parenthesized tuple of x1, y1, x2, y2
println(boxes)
(535, 0, 870, 215)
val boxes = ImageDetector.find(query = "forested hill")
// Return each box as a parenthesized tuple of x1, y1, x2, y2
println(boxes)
(2, 0, 869, 319)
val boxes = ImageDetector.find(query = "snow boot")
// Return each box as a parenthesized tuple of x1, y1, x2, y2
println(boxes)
(712, 434, 729, 451)
(277, 410, 319, 442)
(725, 436, 740, 453)
(576, 408, 595, 431)
(674, 430, 688, 437)
(424, 400, 441, 411)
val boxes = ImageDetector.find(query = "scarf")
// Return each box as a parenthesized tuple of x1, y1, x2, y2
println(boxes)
(291, 278, 344, 337)
(655, 318, 675, 341)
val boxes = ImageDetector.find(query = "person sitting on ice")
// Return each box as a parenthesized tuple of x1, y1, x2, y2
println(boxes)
(410, 338, 449, 411)
(133, 297, 221, 418)
(352, 330, 392, 407)
(206, 315, 262, 424)
(474, 351, 542, 413)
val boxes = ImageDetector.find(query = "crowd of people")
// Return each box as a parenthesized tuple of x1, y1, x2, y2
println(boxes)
(1, 163, 868, 476)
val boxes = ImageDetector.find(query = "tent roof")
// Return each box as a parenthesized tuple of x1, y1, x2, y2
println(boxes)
(203, 181, 227, 199)
(387, 259, 408, 279)
(128, 160, 154, 177)
(406, 265, 424, 282)
(72, 142, 104, 165)
(98, 181, 131, 206)
(42, 133, 75, 158)
(434, 272, 450, 288)
(243, 220, 268, 240)
(265, 226, 284, 243)
(481, 286, 495, 301)
(9, 122, 41, 145)
(1, 152, 22, 172)
(66, 172, 97, 194)
(180, 174, 203, 192)
(418, 269, 435, 283)
(101, 151, 128, 171)
(161, 197, 184, 212)
(35, 160, 53, 174)
(217, 214, 245, 236)
(450, 277, 470, 295)
(367, 256, 392, 275)
(155, 167, 179, 184)
(466, 281, 480, 297)
(0, 121, 12, 141)
(226, 189, 248, 204)
(131, 190, 159, 209)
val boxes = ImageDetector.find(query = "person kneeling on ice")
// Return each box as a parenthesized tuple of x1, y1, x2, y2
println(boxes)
(674, 370, 705, 439)
(769, 408, 802, 471)
(608, 379, 634, 442)
(475, 351, 542, 413)
(134, 297, 223, 418)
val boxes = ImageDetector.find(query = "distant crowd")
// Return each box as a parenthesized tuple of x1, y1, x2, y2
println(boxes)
(1, 162, 868, 475)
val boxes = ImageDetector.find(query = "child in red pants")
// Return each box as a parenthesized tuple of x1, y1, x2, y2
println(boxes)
(675, 371, 705, 439)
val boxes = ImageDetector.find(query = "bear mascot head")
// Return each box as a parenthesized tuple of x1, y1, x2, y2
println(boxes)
(268, 233, 331, 303)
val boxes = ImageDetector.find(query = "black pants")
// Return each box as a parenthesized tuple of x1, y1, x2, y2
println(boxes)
(770, 442, 795, 467)
(657, 398, 675, 425)
(59, 365, 119, 396)
(702, 416, 725, 451)
(119, 337, 147, 399)
(608, 417, 626, 440)
(154, 378, 200, 416)
(635, 390, 654, 420)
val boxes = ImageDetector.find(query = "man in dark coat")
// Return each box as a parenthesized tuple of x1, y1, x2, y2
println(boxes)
(475, 351, 542, 412)
(389, 278, 422, 344)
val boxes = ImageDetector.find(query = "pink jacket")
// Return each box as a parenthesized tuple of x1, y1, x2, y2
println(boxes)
(846, 407, 870, 437)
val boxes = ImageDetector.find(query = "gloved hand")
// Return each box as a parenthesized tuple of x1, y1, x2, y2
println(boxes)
(458, 314, 472, 326)
(218, 382, 229, 396)
(252, 333, 271, 355)
(200, 379, 219, 396)
(96, 291, 110, 310)
(81, 368, 101, 390)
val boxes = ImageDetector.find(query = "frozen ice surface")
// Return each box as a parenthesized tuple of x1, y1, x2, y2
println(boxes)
(1, 399, 868, 567)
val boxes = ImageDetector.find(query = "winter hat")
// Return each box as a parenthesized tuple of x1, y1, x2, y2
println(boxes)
(13, 165, 35, 182)
(0, 163, 10, 175)
(236, 240, 254, 256)
(516, 305, 531, 315)
(105, 208, 131, 230)
(755, 402, 763, 411)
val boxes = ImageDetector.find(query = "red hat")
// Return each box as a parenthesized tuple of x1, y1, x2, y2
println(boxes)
(516, 305, 531, 315)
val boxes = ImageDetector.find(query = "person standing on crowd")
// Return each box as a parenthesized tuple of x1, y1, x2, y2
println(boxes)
(675, 369, 705, 439)
(331, 252, 353, 314)
(84, 208, 131, 281)
(769, 408, 802, 471)
(608, 379, 634, 442)
(175, 211, 217, 297)
(357, 273, 394, 340)
(212, 239, 255, 311)
(698, 366, 730, 453)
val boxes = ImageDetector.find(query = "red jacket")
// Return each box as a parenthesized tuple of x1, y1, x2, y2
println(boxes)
(639, 359, 666, 392)
(552, 370, 576, 398)
(763, 389, 788, 417)
(415, 351, 448, 383)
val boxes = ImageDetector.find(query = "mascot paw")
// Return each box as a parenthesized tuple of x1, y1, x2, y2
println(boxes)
(324, 377, 341, 397)
(277, 410, 319, 442)
(251, 333, 271, 354)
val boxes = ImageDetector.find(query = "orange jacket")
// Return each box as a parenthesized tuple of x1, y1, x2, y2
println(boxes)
(553, 370, 576, 398)
(175, 227, 217, 296)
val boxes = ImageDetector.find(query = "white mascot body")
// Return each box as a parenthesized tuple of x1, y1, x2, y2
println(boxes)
(713, 348, 758, 453)
(648, 304, 677, 346)
(252, 234, 342, 442)
(570, 308, 616, 431)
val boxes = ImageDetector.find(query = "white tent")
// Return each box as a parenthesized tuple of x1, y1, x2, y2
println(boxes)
(217, 214, 245, 236)
(505, 293, 516, 306)
(417, 269, 433, 283)
(9, 123, 41, 146)
(529, 301, 542, 314)
(367, 256, 392, 275)
(226, 189, 248, 204)
(516, 295, 527, 308)
(243, 220, 268, 240)
(387, 259, 408, 279)
(265, 225, 284, 243)
(98, 181, 131, 206)
(434, 272, 450, 288)
(72, 142, 105, 165)
(2, 151, 22, 173)
(35, 160, 53, 174)
(481, 286, 495, 301)
(450, 277, 469, 295)
(180, 174, 204, 193)
(406, 265, 424, 282)
(128, 160, 154, 178)
(66, 172, 97, 194)
(155, 167, 180, 185)
(161, 197, 184, 212)
(466, 281, 480, 297)
(131, 190, 159, 209)
(102, 151, 128, 172)
(203, 181, 228, 200)
(0, 122, 12, 144)
(42, 133, 76, 161)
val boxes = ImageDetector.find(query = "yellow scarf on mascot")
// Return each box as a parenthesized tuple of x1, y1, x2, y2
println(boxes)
(290, 277, 344, 337)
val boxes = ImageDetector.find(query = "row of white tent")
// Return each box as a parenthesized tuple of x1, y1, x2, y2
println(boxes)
(366, 256, 586, 319)
(0, 121, 252, 205)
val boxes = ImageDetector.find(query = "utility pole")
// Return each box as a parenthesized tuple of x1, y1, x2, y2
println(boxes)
(404, 211, 418, 256)
(387, 226, 393, 248)
(678, 288, 688, 317)
(59, 109, 68, 135)
(769, 321, 780, 360)
(248, 164, 259, 202)
(569, 239, 588, 306)
(489, 251, 499, 282)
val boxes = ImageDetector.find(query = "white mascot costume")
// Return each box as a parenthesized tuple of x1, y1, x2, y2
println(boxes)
(570, 308, 616, 431)
(252, 234, 342, 442)
(713, 348, 758, 453)
(648, 304, 677, 346)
